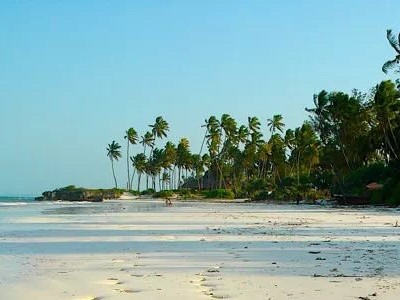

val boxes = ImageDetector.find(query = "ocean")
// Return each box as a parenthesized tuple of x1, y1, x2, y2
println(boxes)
(0, 196, 35, 203)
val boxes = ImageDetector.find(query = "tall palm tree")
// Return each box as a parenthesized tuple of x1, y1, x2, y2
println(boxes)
(205, 117, 223, 188)
(267, 114, 285, 134)
(306, 91, 330, 144)
(106, 141, 122, 189)
(163, 142, 177, 189)
(382, 29, 400, 74)
(124, 128, 138, 190)
(176, 138, 190, 189)
(140, 131, 154, 190)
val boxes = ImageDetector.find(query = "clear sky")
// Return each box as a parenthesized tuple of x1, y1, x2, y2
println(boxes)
(0, 0, 398, 195)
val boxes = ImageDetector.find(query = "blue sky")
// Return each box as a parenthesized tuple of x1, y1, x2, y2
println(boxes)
(0, 0, 398, 195)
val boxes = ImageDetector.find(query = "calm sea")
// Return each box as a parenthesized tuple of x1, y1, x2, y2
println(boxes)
(0, 196, 35, 204)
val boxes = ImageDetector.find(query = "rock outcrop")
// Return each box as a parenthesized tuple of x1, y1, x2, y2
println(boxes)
(35, 186, 123, 202)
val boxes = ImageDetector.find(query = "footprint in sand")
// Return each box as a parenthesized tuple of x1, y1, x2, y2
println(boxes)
(97, 277, 123, 285)
(115, 288, 141, 294)
(193, 266, 230, 299)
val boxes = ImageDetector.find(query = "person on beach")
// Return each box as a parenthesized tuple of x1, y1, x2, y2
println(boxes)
(296, 193, 302, 205)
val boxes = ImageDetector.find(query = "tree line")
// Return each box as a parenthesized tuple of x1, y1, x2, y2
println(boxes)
(105, 29, 400, 202)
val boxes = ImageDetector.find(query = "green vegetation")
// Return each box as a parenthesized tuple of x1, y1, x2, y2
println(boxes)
(153, 190, 174, 198)
(103, 29, 400, 205)
(203, 189, 235, 200)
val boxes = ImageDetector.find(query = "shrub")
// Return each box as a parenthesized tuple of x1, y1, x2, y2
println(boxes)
(252, 190, 270, 200)
(127, 190, 140, 196)
(63, 185, 77, 190)
(204, 189, 235, 199)
(386, 181, 400, 207)
(154, 190, 174, 198)
(177, 189, 195, 199)
(111, 188, 124, 198)
(140, 188, 155, 195)
(370, 189, 384, 205)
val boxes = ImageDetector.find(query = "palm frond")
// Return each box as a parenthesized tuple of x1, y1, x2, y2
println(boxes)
(382, 58, 398, 74)
(387, 29, 400, 54)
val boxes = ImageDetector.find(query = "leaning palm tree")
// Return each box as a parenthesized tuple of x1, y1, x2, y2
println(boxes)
(106, 141, 122, 188)
(124, 128, 138, 190)
(140, 131, 155, 155)
(267, 114, 285, 134)
(382, 29, 400, 74)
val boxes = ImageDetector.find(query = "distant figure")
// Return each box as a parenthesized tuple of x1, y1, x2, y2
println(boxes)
(296, 193, 302, 205)
(165, 197, 173, 206)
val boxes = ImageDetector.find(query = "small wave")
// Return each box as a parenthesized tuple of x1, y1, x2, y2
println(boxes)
(0, 202, 30, 206)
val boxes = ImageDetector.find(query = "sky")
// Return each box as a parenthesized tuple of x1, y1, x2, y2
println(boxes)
(0, 0, 399, 195)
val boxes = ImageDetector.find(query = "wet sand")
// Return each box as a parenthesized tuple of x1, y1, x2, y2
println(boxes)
(1, 200, 400, 299)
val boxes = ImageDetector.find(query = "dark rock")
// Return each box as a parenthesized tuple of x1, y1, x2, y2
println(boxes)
(37, 186, 122, 202)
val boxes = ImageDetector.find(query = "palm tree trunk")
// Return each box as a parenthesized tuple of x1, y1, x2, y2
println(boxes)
(126, 141, 130, 190)
(384, 125, 399, 159)
(178, 167, 181, 189)
(388, 119, 399, 150)
(137, 173, 142, 192)
(297, 150, 301, 185)
(335, 128, 351, 170)
(130, 169, 136, 190)
(199, 130, 208, 155)
(111, 159, 117, 188)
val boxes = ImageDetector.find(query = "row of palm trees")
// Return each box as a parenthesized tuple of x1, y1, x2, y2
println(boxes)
(106, 113, 320, 191)
(107, 78, 400, 195)
(105, 28, 400, 194)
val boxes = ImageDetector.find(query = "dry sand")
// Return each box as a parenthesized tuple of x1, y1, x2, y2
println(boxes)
(1, 201, 400, 299)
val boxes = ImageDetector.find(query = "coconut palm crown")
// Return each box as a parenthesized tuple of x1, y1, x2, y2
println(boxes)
(382, 29, 400, 74)
(150, 116, 169, 139)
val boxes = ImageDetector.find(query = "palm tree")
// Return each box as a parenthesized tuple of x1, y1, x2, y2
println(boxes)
(248, 116, 261, 134)
(163, 142, 177, 189)
(140, 131, 155, 189)
(237, 125, 249, 146)
(150, 116, 169, 140)
(161, 172, 171, 190)
(306, 91, 330, 144)
(382, 29, 400, 74)
(141, 131, 155, 155)
(124, 128, 138, 190)
(371, 80, 400, 160)
(132, 153, 146, 191)
(176, 138, 190, 189)
(267, 114, 285, 134)
(106, 141, 122, 188)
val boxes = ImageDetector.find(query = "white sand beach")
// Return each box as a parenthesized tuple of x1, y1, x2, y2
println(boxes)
(1, 200, 400, 299)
